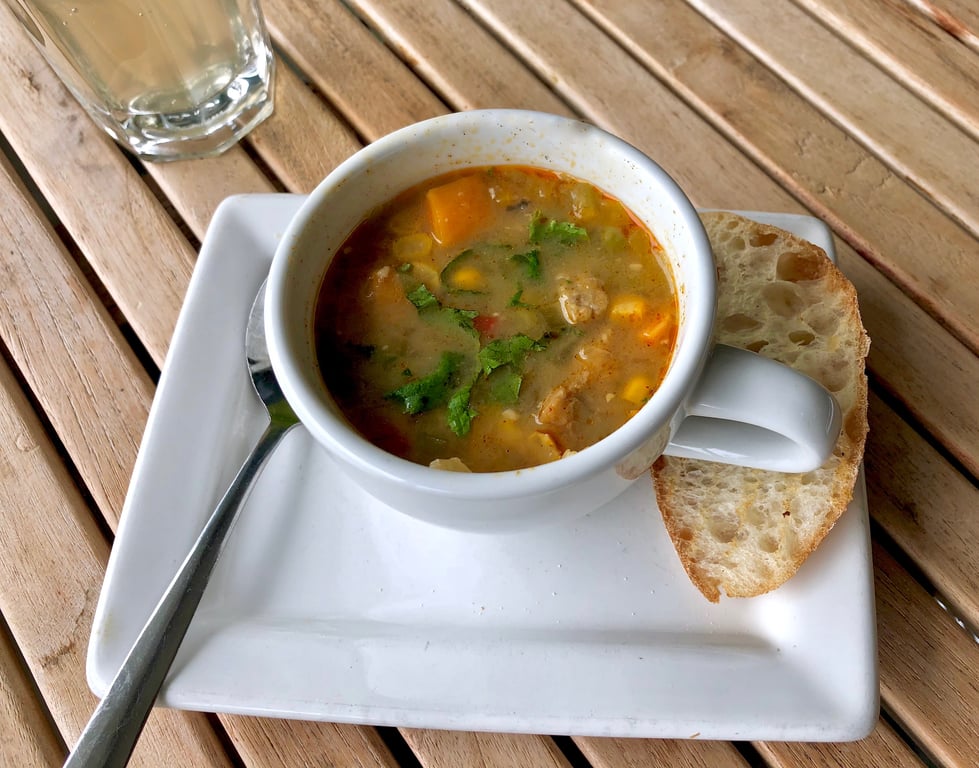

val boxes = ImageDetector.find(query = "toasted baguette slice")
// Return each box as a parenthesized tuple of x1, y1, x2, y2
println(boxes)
(653, 212, 870, 602)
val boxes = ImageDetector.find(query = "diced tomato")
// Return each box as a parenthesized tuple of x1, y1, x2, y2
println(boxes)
(473, 314, 499, 337)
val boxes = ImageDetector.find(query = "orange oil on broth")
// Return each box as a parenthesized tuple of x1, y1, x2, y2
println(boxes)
(313, 165, 678, 473)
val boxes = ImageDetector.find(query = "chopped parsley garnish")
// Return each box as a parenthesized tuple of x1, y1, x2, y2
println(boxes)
(507, 288, 532, 308)
(529, 211, 588, 245)
(407, 284, 478, 337)
(407, 284, 440, 310)
(510, 248, 541, 280)
(442, 306, 479, 337)
(447, 381, 477, 436)
(489, 369, 523, 404)
(386, 351, 463, 415)
(478, 334, 546, 376)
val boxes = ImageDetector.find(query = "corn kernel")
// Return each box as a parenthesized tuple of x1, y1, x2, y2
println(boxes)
(610, 295, 648, 322)
(622, 375, 655, 405)
(449, 265, 485, 291)
(393, 232, 433, 262)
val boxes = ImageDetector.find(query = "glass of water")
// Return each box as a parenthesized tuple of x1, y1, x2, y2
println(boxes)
(7, 0, 275, 161)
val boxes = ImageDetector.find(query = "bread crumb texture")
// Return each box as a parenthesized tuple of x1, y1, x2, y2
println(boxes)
(653, 211, 870, 602)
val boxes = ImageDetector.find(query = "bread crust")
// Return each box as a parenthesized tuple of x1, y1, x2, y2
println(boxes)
(653, 212, 870, 602)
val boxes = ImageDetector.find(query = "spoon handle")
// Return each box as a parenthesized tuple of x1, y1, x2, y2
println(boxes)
(65, 419, 296, 768)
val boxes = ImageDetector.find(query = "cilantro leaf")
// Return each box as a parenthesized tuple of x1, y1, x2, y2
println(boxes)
(407, 284, 440, 310)
(478, 334, 545, 375)
(447, 382, 477, 436)
(386, 352, 462, 414)
(406, 284, 479, 337)
(510, 248, 541, 280)
(529, 211, 588, 245)
(508, 288, 531, 308)
(442, 307, 479, 337)
(489, 369, 522, 404)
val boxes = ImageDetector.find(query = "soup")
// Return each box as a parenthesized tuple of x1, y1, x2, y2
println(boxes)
(313, 165, 678, 473)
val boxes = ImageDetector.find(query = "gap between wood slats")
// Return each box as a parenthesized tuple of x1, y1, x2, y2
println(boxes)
(902, 0, 979, 53)
(871, 518, 979, 648)
(263, 0, 450, 142)
(0, 609, 68, 765)
(564, 0, 979, 360)
(789, 0, 979, 141)
(263, 45, 374, 151)
(342, 0, 575, 119)
(879, 708, 941, 768)
(0, 130, 161, 388)
(680, 0, 979, 242)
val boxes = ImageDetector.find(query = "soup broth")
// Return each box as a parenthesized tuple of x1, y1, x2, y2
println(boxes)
(313, 165, 678, 473)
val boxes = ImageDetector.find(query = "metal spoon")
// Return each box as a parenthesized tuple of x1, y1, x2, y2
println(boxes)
(65, 279, 299, 768)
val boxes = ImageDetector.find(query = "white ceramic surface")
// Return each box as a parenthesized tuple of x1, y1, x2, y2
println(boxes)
(264, 110, 841, 532)
(87, 195, 878, 740)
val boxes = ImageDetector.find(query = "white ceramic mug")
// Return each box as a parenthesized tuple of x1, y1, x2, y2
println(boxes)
(265, 110, 841, 532)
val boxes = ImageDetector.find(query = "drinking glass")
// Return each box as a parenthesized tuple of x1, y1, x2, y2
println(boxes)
(7, 0, 275, 160)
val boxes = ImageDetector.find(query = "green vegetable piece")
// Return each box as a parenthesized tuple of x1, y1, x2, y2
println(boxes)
(407, 284, 439, 310)
(510, 249, 541, 280)
(478, 334, 545, 375)
(529, 211, 588, 245)
(386, 351, 461, 414)
(407, 284, 479, 337)
(439, 248, 482, 293)
(397, 262, 414, 273)
(442, 307, 479, 337)
(489, 369, 522, 404)
(507, 288, 532, 308)
(447, 382, 477, 436)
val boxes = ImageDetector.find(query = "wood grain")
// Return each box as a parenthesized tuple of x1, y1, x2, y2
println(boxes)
(576, 737, 749, 767)
(0, 621, 65, 767)
(864, 390, 979, 643)
(835, 242, 979, 480)
(0, 108, 417, 768)
(684, 0, 979, 239)
(401, 730, 571, 768)
(902, 0, 979, 52)
(0, 356, 230, 766)
(221, 719, 399, 768)
(756, 718, 926, 767)
(874, 542, 979, 768)
(346, 0, 571, 115)
(572, 0, 979, 358)
(246, 59, 363, 194)
(0, 1, 194, 367)
(791, 0, 979, 140)
(145, 145, 274, 241)
(264, 0, 446, 140)
(459, 0, 792, 211)
(0, 148, 153, 529)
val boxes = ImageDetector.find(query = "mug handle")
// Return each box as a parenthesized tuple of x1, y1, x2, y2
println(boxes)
(663, 345, 842, 472)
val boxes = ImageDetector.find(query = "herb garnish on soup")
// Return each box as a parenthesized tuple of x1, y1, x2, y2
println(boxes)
(313, 165, 678, 473)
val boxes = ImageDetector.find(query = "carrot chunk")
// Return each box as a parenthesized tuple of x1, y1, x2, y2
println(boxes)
(426, 173, 492, 245)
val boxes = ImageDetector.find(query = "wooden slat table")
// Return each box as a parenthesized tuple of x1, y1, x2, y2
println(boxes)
(1, 1, 977, 766)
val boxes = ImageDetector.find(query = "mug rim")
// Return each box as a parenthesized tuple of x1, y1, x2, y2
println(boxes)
(265, 109, 715, 503)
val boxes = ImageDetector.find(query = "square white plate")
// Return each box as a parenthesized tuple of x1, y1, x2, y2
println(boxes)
(88, 196, 878, 740)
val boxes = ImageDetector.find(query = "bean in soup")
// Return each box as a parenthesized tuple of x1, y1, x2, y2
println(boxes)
(313, 165, 678, 473)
